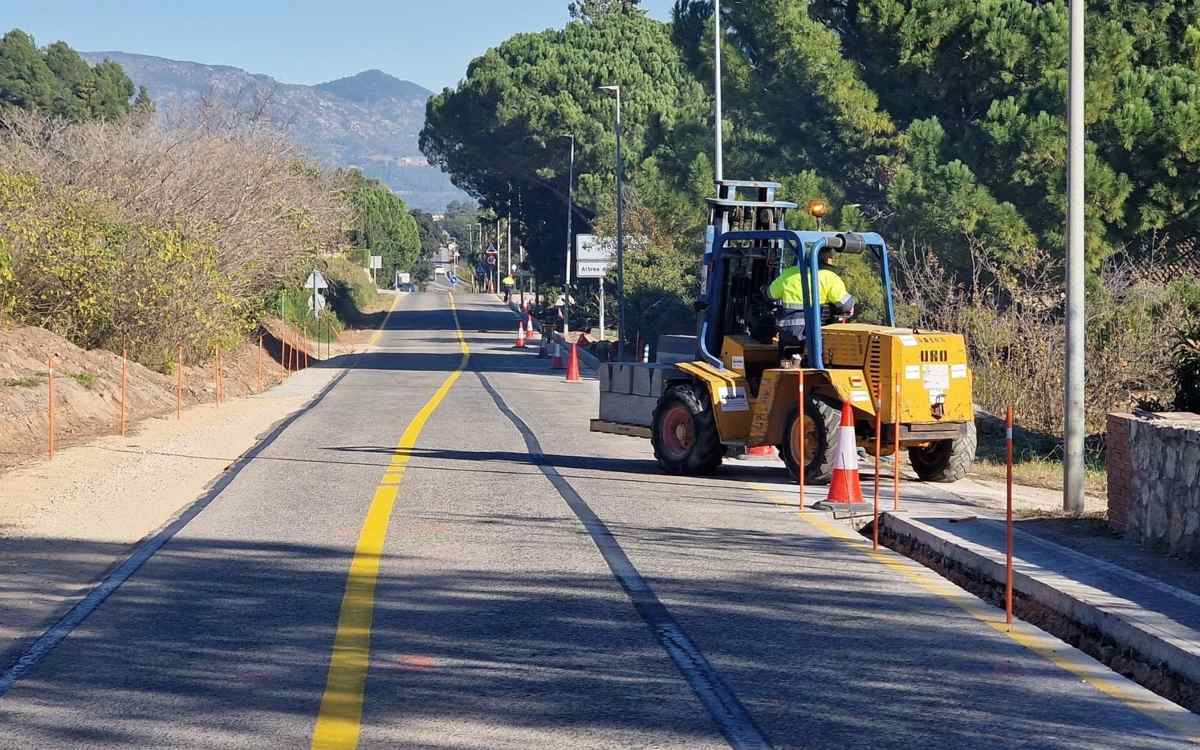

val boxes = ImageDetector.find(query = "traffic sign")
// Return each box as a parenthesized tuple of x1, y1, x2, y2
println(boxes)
(486, 255, 497, 265)
(305, 270, 328, 290)
(369, 255, 383, 270)
(485, 243, 498, 256)
(576, 260, 612, 279)
(576, 234, 616, 262)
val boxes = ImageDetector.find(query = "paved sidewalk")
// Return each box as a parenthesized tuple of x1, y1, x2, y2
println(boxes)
(876, 481, 1200, 712)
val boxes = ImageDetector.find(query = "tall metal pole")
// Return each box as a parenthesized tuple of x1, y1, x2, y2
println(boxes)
(507, 214, 513, 293)
(713, 0, 724, 182)
(565, 134, 575, 336)
(615, 87, 625, 361)
(1064, 0, 1086, 513)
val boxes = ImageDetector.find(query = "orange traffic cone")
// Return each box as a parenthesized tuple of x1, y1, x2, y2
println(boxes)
(526, 313, 538, 339)
(515, 321, 527, 349)
(822, 402, 866, 509)
(565, 341, 583, 382)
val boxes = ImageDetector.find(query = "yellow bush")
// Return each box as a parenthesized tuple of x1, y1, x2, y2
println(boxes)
(0, 171, 252, 367)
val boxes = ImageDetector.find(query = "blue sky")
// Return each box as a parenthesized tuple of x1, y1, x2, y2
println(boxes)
(5, 0, 678, 91)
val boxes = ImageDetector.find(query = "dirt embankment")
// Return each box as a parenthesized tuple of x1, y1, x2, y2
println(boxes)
(0, 322, 322, 473)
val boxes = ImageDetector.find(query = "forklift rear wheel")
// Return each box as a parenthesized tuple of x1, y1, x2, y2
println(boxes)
(779, 396, 841, 485)
(908, 420, 977, 482)
(651, 384, 723, 476)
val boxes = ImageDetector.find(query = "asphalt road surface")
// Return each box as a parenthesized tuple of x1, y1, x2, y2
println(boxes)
(1, 291, 1195, 749)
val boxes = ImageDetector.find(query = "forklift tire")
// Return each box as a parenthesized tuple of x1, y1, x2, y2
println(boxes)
(651, 384, 724, 476)
(908, 421, 977, 483)
(779, 396, 842, 485)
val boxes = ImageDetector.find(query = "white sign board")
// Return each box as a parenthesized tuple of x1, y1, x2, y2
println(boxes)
(396, 272, 411, 284)
(307, 293, 327, 312)
(305, 270, 328, 290)
(576, 234, 617, 262)
(369, 255, 383, 270)
(576, 260, 613, 279)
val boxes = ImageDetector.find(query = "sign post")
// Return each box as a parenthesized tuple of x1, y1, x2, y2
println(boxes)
(576, 235, 616, 340)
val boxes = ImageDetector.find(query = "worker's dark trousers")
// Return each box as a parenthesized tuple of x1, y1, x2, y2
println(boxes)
(777, 310, 807, 363)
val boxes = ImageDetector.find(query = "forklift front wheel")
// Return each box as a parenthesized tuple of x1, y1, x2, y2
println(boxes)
(651, 385, 723, 476)
(780, 397, 841, 485)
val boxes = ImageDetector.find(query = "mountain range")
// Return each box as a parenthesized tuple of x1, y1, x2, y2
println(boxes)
(80, 51, 468, 212)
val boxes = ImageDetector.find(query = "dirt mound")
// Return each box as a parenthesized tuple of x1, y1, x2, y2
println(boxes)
(0, 323, 321, 473)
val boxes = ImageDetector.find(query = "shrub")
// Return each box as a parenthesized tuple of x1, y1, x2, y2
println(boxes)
(895, 243, 1183, 436)
(0, 172, 251, 367)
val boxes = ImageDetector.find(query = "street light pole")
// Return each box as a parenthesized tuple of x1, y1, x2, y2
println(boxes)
(600, 84, 625, 361)
(714, 0, 723, 182)
(1064, 0, 1086, 513)
(563, 134, 575, 337)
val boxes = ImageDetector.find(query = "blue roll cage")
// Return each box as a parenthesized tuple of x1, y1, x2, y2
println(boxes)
(699, 230, 896, 371)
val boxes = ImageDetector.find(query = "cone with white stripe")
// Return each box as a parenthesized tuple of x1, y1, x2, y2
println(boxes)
(825, 402, 864, 505)
(514, 320, 527, 349)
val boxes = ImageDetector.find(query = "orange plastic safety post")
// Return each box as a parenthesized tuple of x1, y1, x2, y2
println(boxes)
(121, 345, 128, 437)
(1006, 406, 1015, 626)
(47, 359, 55, 459)
(893, 381, 902, 511)
(176, 345, 183, 420)
(873, 396, 882, 550)
(797, 378, 805, 510)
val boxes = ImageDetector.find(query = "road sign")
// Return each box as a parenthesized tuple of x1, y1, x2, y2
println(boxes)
(369, 255, 383, 270)
(485, 243, 498, 256)
(449, 273, 461, 287)
(305, 270, 328, 290)
(576, 234, 616, 262)
(486, 255, 497, 265)
(576, 260, 613, 279)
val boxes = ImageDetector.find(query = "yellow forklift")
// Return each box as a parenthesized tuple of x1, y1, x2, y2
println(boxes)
(591, 179, 976, 484)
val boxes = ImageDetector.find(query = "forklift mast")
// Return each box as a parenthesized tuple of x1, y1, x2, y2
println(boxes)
(701, 179, 897, 370)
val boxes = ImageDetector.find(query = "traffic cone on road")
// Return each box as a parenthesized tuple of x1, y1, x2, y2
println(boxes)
(515, 321, 527, 349)
(526, 313, 538, 340)
(822, 402, 865, 508)
(565, 341, 583, 382)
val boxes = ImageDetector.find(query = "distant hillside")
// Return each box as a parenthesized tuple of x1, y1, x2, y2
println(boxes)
(80, 52, 468, 211)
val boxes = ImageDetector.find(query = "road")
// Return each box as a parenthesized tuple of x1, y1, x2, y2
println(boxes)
(0, 290, 1194, 749)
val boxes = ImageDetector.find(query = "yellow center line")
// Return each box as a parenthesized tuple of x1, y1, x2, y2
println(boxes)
(311, 293, 470, 750)
(748, 482, 1200, 743)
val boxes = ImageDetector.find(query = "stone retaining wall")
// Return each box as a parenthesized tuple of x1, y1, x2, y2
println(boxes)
(1107, 412, 1200, 561)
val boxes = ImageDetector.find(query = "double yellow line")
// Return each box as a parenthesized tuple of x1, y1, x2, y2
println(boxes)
(311, 293, 470, 750)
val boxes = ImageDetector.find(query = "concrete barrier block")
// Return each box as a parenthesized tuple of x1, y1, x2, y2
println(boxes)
(599, 392, 658, 427)
(632, 365, 654, 397)
(599, 363, 612, 392)
(610, 364, 633, 395)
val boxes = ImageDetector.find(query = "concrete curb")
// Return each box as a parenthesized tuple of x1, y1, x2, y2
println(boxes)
(880, 512, 1200, 687)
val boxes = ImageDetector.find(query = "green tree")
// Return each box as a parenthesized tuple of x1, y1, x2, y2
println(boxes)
(410, 209, 443, 259)
(0, 29, 139, 122)
(569, 0, 643, 22)
(0, 30, 59, 112)
(342, 170, 421, 286)
(671, 0, 1200, 272)
(421, 12, 707, 285)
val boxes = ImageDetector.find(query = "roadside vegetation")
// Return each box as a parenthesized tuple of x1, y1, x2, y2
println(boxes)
(420, 0, 1200, 487)
(0, 29, 437, 375)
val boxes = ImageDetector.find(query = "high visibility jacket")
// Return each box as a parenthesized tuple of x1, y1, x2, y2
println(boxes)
(502, 276, 516, 287)
(769, 267, 853, 312)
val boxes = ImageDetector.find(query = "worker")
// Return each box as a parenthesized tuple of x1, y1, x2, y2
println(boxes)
(768, 247, 855, 361)
(502, 273, 516, 303)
